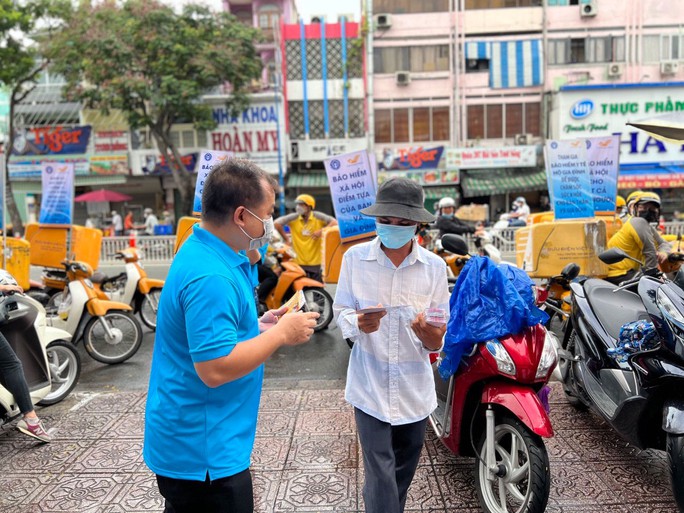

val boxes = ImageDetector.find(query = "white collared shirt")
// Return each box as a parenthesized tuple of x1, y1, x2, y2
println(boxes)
(333, 237, 450, 425)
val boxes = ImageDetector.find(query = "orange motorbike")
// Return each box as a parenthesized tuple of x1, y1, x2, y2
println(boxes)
(260, 245, 333, 332)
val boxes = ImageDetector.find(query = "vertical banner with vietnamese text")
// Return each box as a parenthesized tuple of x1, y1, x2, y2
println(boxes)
(544, 140, 594, 220)
(586, 135, 620, 213)
(39, 161, 74, 225)
(193, 150, 233, 215)
(324, 150, 377, 242)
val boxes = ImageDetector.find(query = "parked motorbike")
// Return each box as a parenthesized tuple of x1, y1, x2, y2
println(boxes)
(90, 248, 164, 330)
(430, 234, 557, 513)
(0, 291, 81, 424)
(559, 247, 684, 509)
(259, 245, 333, 332)
(537, 262, 580, 331)
(473, 230, 502, 264)
(47, 260, 143, 364)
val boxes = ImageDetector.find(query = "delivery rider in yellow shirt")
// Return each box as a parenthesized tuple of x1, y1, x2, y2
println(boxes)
(274, 194, 337, 281)
(606, 191, 671, 285)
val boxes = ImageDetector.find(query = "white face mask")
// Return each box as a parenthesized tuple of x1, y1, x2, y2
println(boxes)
(239, 208, 274, 250)
(295, 205, 307, 216)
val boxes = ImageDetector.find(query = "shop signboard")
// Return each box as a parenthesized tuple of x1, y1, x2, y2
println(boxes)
(378, 169, 459, 186)
(324, 149, 377, 242)
(12, 125, 92, 156)
(94, 130, 129, 153)
(556, 84, 684, 167)
(90, 155, 129, 175)
(9, 157, 90, 179)
(289, 138, 367, 162)
(208, 95, 286, 175)
(39, 161, 74, 225)
(378, 145, 445, 171)
(446, 146, 536, 169)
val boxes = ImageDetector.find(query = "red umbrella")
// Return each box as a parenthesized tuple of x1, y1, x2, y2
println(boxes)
(74, 189, 133, 202)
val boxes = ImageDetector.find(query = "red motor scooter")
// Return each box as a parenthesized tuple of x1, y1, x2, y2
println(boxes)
(430, 235, 558, 513)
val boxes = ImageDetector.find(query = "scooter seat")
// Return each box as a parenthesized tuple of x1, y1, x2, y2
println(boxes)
(584, 279, 650, 343)
(91, 272, 108, 284)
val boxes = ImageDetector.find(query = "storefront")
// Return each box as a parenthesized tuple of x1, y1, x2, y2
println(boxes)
(552, 82, 684, 213)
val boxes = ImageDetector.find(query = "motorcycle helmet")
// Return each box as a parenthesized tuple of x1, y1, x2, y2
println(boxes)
(625, 190, 644, 215)
(616, 195, 626, 208)
(634, 191, 661, 208)
(295, 194, 316, 209)
(633, 191, 661, 224)
(438, 197, 456, 210)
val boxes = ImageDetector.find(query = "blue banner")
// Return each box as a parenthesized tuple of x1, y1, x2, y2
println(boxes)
(585, 135, 620, 213)
(324, 150, 377, 242)
(192, 150, 233, 215)
(39, 162, 74, 225)
(544, 140, 594, 220)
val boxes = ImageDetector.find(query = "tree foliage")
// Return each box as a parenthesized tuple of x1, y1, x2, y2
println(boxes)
(44, 0, 263, 215)
(0, 0, 64, 234)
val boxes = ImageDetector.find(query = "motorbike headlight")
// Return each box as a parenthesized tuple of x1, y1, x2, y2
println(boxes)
(485, 339, 516, 376)
(657, 288, 684, 329)
(536, 330, 559, 380)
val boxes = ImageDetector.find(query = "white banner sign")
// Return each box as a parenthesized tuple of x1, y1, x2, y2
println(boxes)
(446, 145, 536, 169)
(193, 150, 233, 215)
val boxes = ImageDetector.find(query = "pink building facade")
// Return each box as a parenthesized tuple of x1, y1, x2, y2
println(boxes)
(371, 0, 684, 214)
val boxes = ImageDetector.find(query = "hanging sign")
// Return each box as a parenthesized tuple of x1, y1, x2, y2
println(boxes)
(544, 139, 594, 220)
(324, 150, 377, 242)
(192, 150, 233, 215)
(39, 161, 74, 225)
(585, 135, 620, 213)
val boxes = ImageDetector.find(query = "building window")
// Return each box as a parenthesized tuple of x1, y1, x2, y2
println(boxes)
(465, 0, 541, 8)
(643, 34, 683, 63)
(548, 36, 625, 65)
(374, 0, 449, 14)
(374, 106, 450, 143)
(466, 102, 541, 140)
(465, 58, 490, 73)
(374, 45, 449, 73)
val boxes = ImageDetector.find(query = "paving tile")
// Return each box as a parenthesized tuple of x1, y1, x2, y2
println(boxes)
(431, 461, 480, 510)
(0, 474, 49, 510)
(252, 436, 291, 471)
(31, 473, 129, 513)
(286, 434, 357, 469)
(299, 388, 348, 410)
(274, 468, 357, 512)
(548, 462, 617, 505)
(404, 464, 445, 511)
(256, 411, 298, 437)
(102, 412, 145, 439)
(52, 411, 121, 440)
(260, 389, 303, 411)
(294, 409, 356, 436)
(110, 471, 164, 512)
(69, 438, 144, 474)
(253, 470, 281, 513)
(1, 438, 94, 474)
(592, 456, 674, 503)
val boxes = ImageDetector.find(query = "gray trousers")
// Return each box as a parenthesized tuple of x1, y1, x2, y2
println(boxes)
(354, 408, 428, 513)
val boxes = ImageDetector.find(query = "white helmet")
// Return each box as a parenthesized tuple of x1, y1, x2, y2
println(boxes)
(514, 196, 526, 205)
(438, 197, 456, 209)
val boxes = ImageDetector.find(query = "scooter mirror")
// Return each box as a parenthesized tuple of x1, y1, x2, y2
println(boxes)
(560, 262, 580, 281)
(441, 234, 469, 256)
(598, 248, 632, 265)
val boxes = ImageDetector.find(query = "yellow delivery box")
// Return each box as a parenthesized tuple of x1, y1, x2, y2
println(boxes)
(1, 239, 31, 290)
(25, 224, 102, 270)
(321, 226, 374, 284)
(515, 219, 609, 278)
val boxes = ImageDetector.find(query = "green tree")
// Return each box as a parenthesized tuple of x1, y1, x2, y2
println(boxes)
(44, 0, 263, 215)
(0, 0, 63, 234)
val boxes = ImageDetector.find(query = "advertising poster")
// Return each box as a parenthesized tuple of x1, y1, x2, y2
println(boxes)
(585, 135, 620, 213)
(39, 161, 74, 225)
(12, 126, 92, 156)
(324, 150, 377, 242)
(192, 150, 233, 215)
(544, 139, 594, 220)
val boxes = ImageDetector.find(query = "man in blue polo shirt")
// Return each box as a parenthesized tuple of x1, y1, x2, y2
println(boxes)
(144, 158, 319, 513)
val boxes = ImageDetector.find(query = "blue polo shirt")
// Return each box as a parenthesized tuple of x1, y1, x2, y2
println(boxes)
(143, 224, 262, 481)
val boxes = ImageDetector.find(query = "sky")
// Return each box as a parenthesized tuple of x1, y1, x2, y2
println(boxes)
(172, 0, 362, 22)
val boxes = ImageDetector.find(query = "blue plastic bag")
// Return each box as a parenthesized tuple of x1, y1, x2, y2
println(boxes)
(607, 319, 659, 364)
(439, 257, 549, 380)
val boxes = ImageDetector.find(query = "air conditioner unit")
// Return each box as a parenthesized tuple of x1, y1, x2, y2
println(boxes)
(580, 0, 597, 17)
(376, 13, 392, 30)
(310, 14, 326, 23)
(514, 133, 532, 145)
(661, 61, 679, 75)
(607, 62, 624, 78)
(395, 71, 410, 86)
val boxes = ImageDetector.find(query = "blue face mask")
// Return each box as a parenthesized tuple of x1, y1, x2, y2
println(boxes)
(442, 213, 454, 219)
(375, 221, 417, 249)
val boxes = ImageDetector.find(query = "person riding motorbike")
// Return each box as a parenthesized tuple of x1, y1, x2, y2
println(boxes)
(615, 195, 626, 217)
(506, 196, 530, 227)
(605, 191, 671, 285)
(620, 190, 643, 222)
(434, 197, 477, 238)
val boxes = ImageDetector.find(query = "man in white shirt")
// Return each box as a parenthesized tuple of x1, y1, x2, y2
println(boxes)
(507, 196, 530, 227)
(141, 208, 159, 235)
(110, 210, 123, 236)
(333, 178, 450, 513)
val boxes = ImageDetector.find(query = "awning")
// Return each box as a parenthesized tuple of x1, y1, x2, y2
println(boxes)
(461, 168, 547, 198)
(287, 172, 329, 188)
(423, 186, 458, 199)
(11, 174, 128, 194)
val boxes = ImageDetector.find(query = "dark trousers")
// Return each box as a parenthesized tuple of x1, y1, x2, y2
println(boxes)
(354, 408, 428, 513)
(157, 469, 253, 513)
(0, 332, 33, 414)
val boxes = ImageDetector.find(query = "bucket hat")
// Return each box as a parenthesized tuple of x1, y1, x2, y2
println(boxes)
(361, 178, 435, 224)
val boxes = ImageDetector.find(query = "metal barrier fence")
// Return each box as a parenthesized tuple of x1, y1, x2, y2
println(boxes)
(100, 236, 176, 264)
(97, 222, 684, 266)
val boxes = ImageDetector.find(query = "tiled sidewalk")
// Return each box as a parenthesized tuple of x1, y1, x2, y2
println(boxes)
(0, 381, 678, 512)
